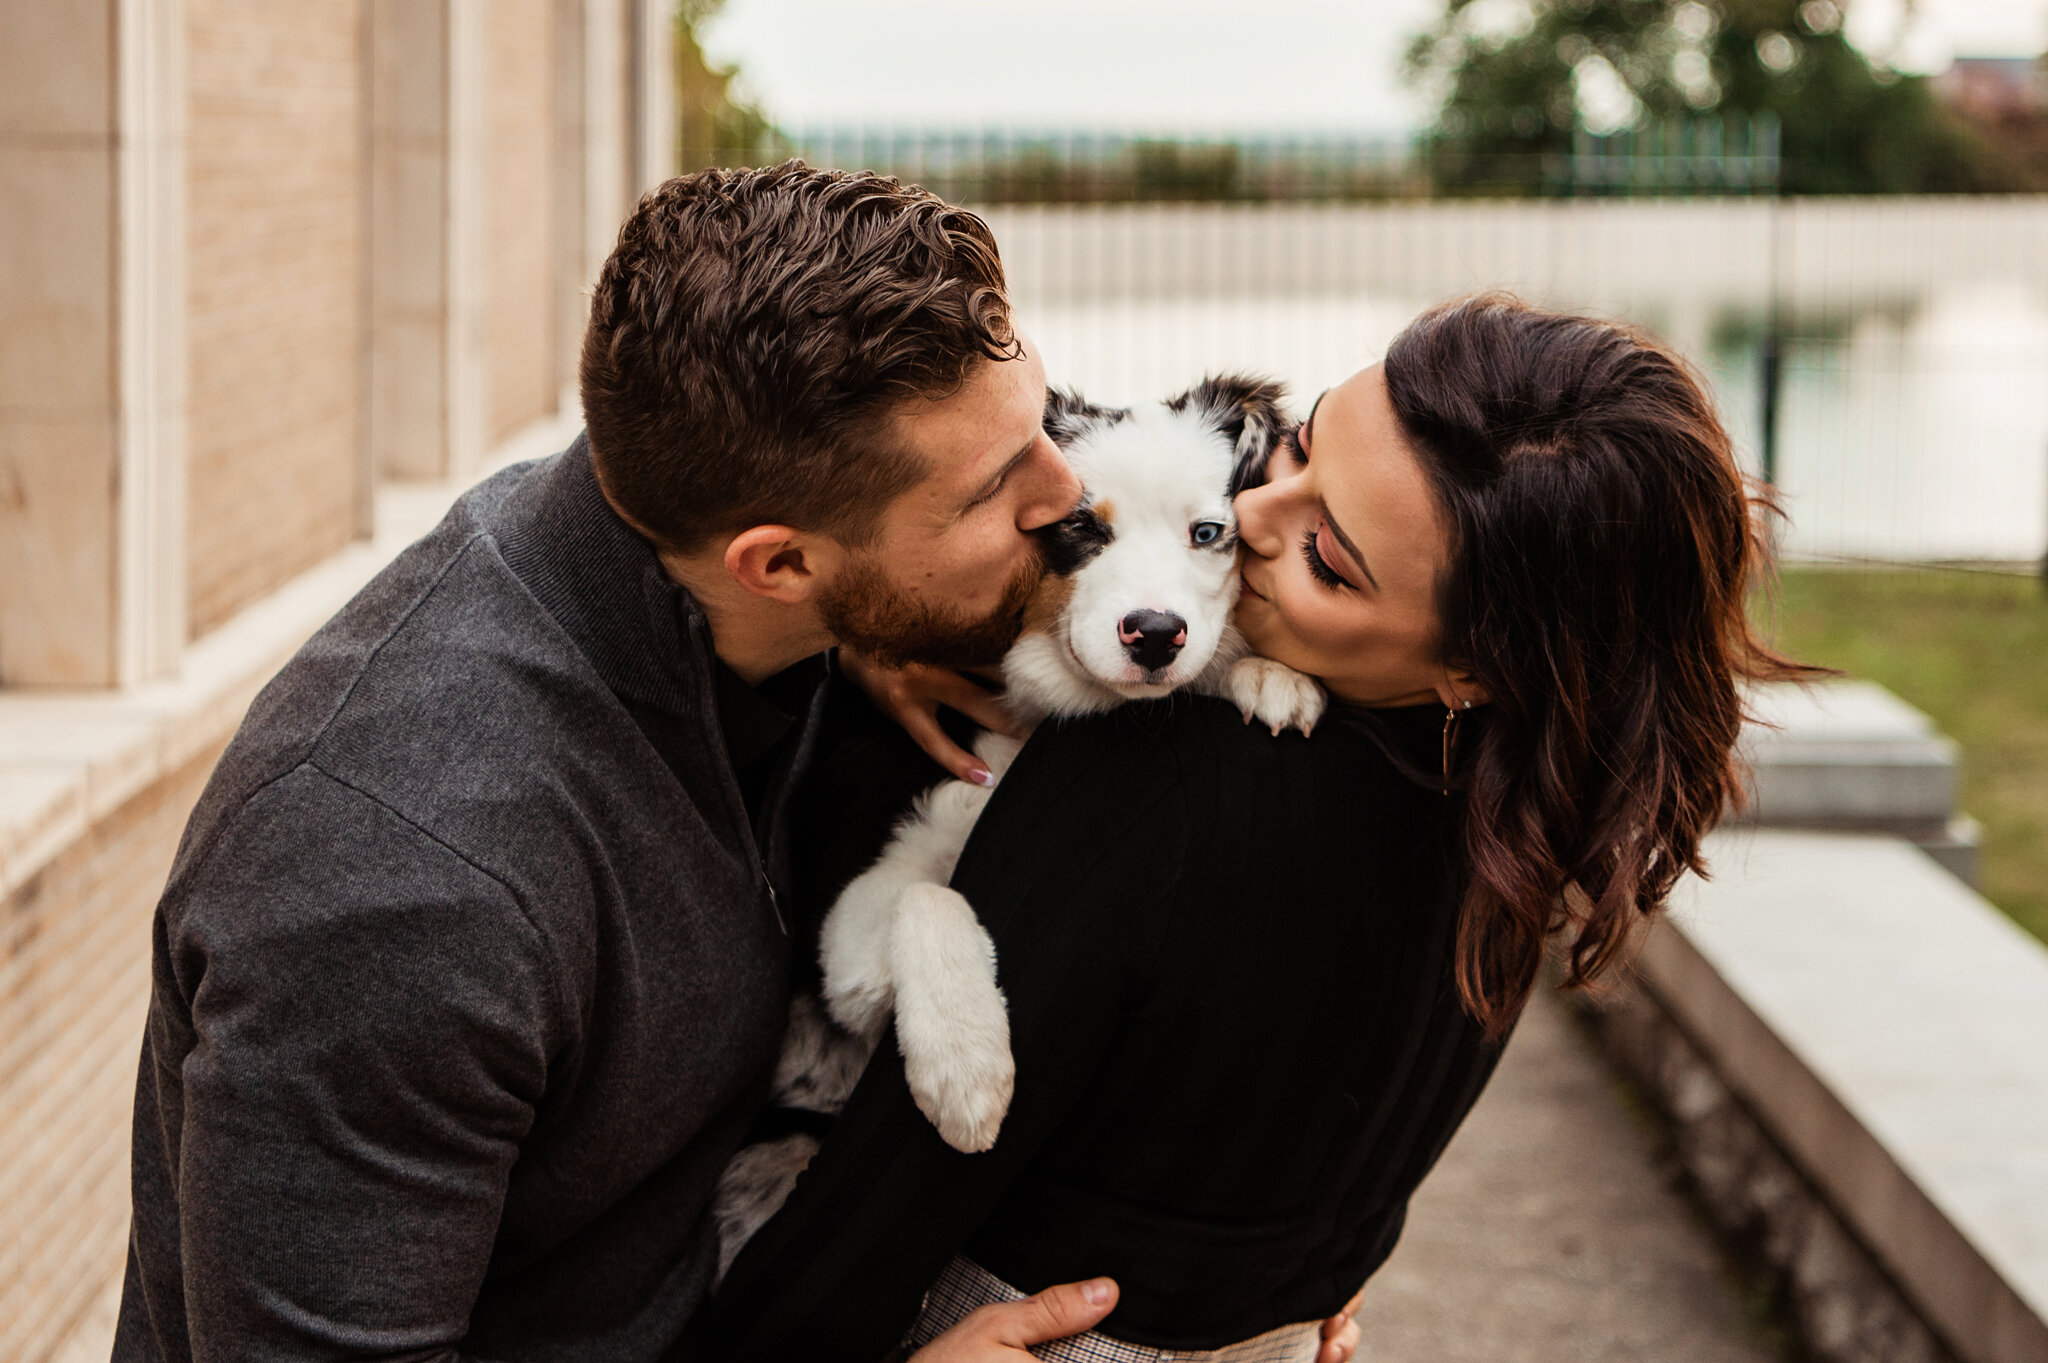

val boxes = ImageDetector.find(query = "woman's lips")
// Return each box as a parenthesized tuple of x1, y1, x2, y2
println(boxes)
(1239, 573, 1266, 603)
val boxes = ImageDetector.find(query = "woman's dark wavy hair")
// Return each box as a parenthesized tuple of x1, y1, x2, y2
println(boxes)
(1382, 294, 1822, 1040)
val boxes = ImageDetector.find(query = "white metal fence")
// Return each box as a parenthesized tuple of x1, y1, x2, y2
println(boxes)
(978, 197, 2048, 564)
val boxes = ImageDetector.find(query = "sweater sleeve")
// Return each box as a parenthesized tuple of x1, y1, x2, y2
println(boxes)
(142, 764, 570, 1363)
(697, 709, 1191, 1363)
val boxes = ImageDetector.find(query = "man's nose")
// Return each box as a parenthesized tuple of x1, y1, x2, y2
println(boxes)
(1119, 610, 1187, 672)
(1017, 435, 1083, 532)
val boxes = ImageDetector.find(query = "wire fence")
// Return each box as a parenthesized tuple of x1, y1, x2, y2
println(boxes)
(695, 113, 1786, 205)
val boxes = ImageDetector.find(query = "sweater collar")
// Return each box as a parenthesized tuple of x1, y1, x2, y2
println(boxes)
(493, 431, 709, 720)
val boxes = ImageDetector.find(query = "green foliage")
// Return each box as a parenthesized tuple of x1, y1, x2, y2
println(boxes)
(674, 0, 784, 171)
(1130, 141, 1244, 200)
(1408, 0, 2009, 193)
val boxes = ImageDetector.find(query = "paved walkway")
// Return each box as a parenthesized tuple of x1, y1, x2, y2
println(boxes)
(1354, 987, 1786, 1362)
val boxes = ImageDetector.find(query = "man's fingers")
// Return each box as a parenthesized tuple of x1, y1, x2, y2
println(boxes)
(987, 1278, 1118, 1347)
(1318, 1286, 1367, 1363)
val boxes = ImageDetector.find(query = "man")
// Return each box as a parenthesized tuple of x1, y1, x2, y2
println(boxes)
(115, 163, 1363, 1362)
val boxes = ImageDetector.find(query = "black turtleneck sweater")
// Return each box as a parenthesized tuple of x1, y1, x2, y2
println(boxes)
(700, 691, 1508, 1360)
(115, 438, 825, 1363)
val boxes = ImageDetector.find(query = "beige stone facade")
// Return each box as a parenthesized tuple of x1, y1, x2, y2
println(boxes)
(0, 743, 226, 1363)
(0, 2, 677, 1357)
(185, 0, 367, 636)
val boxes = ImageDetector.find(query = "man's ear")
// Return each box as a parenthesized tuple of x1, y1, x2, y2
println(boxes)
(721, 525, 848, 604)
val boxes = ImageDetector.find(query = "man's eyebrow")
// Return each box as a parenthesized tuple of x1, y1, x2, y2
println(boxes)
(1319, 498, 1377, 590)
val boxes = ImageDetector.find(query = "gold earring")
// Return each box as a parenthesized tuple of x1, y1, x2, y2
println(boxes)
(1441, 696, 1475, 794)
(1441, 705, 1459, 794)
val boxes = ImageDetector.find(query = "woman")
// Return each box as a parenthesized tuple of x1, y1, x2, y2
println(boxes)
(697, 295, 1812, 1361)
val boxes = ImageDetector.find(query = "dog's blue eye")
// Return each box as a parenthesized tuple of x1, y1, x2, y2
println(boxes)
(1190, 520, 1225, 546)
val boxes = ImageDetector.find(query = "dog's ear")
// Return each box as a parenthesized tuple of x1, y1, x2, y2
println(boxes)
(1166, 374, 1288, 496)
(1043, 387, 1129, 449)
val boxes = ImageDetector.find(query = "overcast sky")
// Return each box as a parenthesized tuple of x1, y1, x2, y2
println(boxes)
(701, 0, 2048, 134)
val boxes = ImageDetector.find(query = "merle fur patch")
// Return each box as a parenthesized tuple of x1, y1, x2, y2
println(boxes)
(1043, 387, 1131, 449)
(1163, 374, 1288, 496)
(1039, 503, 1114, 577)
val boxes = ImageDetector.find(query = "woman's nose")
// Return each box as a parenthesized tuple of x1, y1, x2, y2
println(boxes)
(1234, 479, 1284, 558)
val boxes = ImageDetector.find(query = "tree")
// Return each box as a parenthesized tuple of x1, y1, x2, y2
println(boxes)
(675, 0, 782, 172)
(1406, 0, 2009, 194)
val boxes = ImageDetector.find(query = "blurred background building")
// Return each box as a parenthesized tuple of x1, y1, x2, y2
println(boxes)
(4, 3, 2047, 1362)
(1, 4, 674, 1357)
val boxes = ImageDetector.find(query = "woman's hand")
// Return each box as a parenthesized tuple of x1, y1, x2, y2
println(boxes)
(841, 649, 1028, 788)
(906, 1278, 1118, 1361)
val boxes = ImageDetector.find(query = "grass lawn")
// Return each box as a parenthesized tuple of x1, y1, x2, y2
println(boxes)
(1763, 567, 2048, 945)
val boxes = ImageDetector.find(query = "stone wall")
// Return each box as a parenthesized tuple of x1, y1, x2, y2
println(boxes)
(0, 4, 670, 1356)
(1576, 980, 1963, 1363)
(185, 0, 367, 637)
(0, 743, 228, 1363)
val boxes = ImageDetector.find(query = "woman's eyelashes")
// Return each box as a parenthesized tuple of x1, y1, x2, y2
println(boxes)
(1300, 528, 1348, 589)
(1284, 425, 1309, 468)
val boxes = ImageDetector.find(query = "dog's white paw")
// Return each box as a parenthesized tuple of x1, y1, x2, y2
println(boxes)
(1223, 656, 1327, 736)
(889, 882, 1015, 1153)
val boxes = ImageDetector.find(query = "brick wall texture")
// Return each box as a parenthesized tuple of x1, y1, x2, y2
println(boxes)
(0, 746, 225, 1363)
(487, 0, 559, 446)
(185, 0, 365, 638)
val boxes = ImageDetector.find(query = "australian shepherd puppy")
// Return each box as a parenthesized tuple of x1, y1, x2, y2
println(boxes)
(710, 375, 1327, 1278)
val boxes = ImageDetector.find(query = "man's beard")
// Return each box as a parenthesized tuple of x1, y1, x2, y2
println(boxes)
(817, 545, 1044, 671)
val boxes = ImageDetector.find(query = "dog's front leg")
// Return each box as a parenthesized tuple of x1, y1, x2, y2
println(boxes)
(1203, 653, 1328, 736)
(818, 843, 928, 1043)
(816, 774, 999, 1045)
(889, 880, 1014, 1153)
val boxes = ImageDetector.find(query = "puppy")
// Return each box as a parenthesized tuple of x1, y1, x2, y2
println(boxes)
(709, 375, 1327, 1280)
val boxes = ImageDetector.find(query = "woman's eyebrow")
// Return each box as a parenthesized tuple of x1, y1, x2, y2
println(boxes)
(1318, 499, 1377, 589)
(1303, 389, 1329, 446)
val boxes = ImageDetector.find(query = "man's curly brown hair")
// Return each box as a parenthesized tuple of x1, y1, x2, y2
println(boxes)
(579, 161, 1019, 553)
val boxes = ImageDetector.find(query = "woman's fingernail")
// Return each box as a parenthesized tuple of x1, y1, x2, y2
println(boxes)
(968, 767, 995, 788)
(1083, 1279, 1112, 1306)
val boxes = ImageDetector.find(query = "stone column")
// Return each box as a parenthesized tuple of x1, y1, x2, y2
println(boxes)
(585, 0, 630, 236)
(629, 0, 676, 197)
(552, 0, 589, 410)
(366, 0, 489, 482)
(0, 0, 188, 687)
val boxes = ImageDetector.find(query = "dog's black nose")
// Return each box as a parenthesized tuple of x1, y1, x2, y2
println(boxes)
(1119, 610, 1188, 672)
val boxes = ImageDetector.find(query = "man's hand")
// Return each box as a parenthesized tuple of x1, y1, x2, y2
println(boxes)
(1318, 1286, 1366, 1363)
(840, 650, 1028, 788)
(906, 1278, 1117, 1361)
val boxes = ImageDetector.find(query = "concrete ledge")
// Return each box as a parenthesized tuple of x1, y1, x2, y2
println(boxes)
(1637, 828, 2048, 1363)
(1741, 681, 1959, 831)
(1740, 679, 1980, 884)
(0, 410, 580, 904)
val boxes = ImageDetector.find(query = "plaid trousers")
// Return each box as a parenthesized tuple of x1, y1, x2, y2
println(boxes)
(899, 1255, 1327, 1363)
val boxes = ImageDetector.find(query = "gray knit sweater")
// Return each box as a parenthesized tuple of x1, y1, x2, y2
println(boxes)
(114, 438, 820, 1363)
